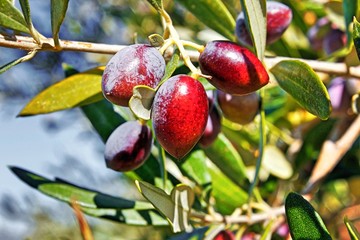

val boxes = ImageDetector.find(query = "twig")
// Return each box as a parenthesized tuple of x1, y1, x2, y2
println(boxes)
(2, 34, 360, 78)
(302, 115, 360, 195)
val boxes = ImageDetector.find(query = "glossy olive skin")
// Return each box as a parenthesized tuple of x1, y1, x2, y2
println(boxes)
(152, 75, 208, 159)
(199, 41, 269, 95)
(102, 44, 165, 106)
(217, 90, 259, 125)
(235, 1, 292, 46)
(199, 98, 222, 147)
(213, 230, 235, 240)
(104, 121, 153, 172)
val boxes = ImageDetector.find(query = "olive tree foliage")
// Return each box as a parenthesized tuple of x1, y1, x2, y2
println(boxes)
(1, 0, 360, 239)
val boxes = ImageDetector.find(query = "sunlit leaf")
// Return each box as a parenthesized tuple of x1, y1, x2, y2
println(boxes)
(19, 67, 104, 116)
(180, 149, 211, 186)
(344, 216, 360, 240)
(285, 192, 332, 240)
(270, 60, 331, 120)
(19, 0, 41, 43)
(343, 0, 359, 46)
(262, 145, 293, 179)
(146, 0, 163, 12)
(0, 0, 29, 33)
(353, 17, 360, 61)
(129, 85, 156, 120)
(136, 181, 194, 232)
(203, 133, 248, 186)
(51, 0, 69, 48)
(175, 0, 235, 40)
(239, 0, 266, 60)
(207, 161, 247, 215)
(81, 207, 169, 226)
(10, 166, 153, 210)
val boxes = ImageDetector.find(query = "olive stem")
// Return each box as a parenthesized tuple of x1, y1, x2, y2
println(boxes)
(2, 34, 360, 78)
(181, 40, 205, 52)
(247, 88, 267, 214)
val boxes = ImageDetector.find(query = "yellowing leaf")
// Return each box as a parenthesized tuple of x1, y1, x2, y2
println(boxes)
(19, 66, 104, 116)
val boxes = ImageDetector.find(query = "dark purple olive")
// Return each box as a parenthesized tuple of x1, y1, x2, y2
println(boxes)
(104, 121, 153, 171)
(328, 77, 351, 117)
(235, 1, 292, 46)
(102, 44, 165, 106)
(199, 97, 222, 147)
(323, 28, 346, 55)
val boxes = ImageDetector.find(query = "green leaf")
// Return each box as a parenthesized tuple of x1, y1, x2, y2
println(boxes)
(19, 66, 104, 116)
(51, 0, 69, 48)
(180, 149, 211, 187)
(203, 133, 248, 186)
(136, 181, 194, 233)
(262, 145, 293, 179)
(207, 161, 247, 215)
(270, 60, 331, 120)
(10, 166, 153, 210)
(19, 0, 41, 43)
(0, 0, 29, 33)
(129, 85, 156, 120)
(175, 0, 235, 40)
(343, 0, 359, 46)
(160, 49, 180, 83)
(146, 0, 163, 12)
(344, 216, 360, 240)
(353, 17, 360, 61)
(239, 0, 267, 60)
(81, 207, 168, 226)
(285, 192, 332, 240)
(0, 50, 37, 74)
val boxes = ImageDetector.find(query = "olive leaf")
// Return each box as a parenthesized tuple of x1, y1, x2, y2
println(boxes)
(19, 0, 42, 43)
(239, 0, 267, 60)
(270, 60, 331, 120)
(0, 50, 37, 74)
(51, 0, 69, 48)
(0, 0, 30, 33)
(136, 181, 194, 233)
(146, 0, 163, 12)
(160, 48, 180, 83)
(262, 145, 293, 179)
(19, 66, 104, 116)
(353, 17, 360, 61)
(129, 85, 156, 120)
(352, 93, 360, 114)
(343, 0, 359, 46)
(285, 192, 332, 240)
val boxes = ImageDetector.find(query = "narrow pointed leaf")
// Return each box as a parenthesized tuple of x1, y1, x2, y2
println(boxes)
(136, 181, 194, 232)
(180, 149, 211, 186)
(203, 133, 248, 186)
(19, 0, 41, 43)
(161, 49, 180, 83)
(344, 217, 360, 240)
(0, 0, 29, 33)
(343, 0, 359, 46)
(81, 207, 168, 226)
(175, 0, 235, 40)
(262, 145, 293, 179)
(285, 192, 332, 240)
(146, 0, 163, 11)
(270, 60, 331, 120)
(353, 17, 360, 61)
(19, 67, 104, 116)
(51, 0, 69, 48)
(239, 0, 267, 60)
(10, 166, 153, 210)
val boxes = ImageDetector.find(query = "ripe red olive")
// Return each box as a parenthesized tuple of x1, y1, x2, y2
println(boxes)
(102, 44, 165, 106)
(152, 75, 208, 159)
(213, 230, 235, 240)
(217, 90, 259, 125)
(199, 41, 269, 95)
(104, 121, 153, 172)
(235, 1, 292, 46)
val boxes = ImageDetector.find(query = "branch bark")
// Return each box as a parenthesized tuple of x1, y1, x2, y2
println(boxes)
(2, 34, 360, 78)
